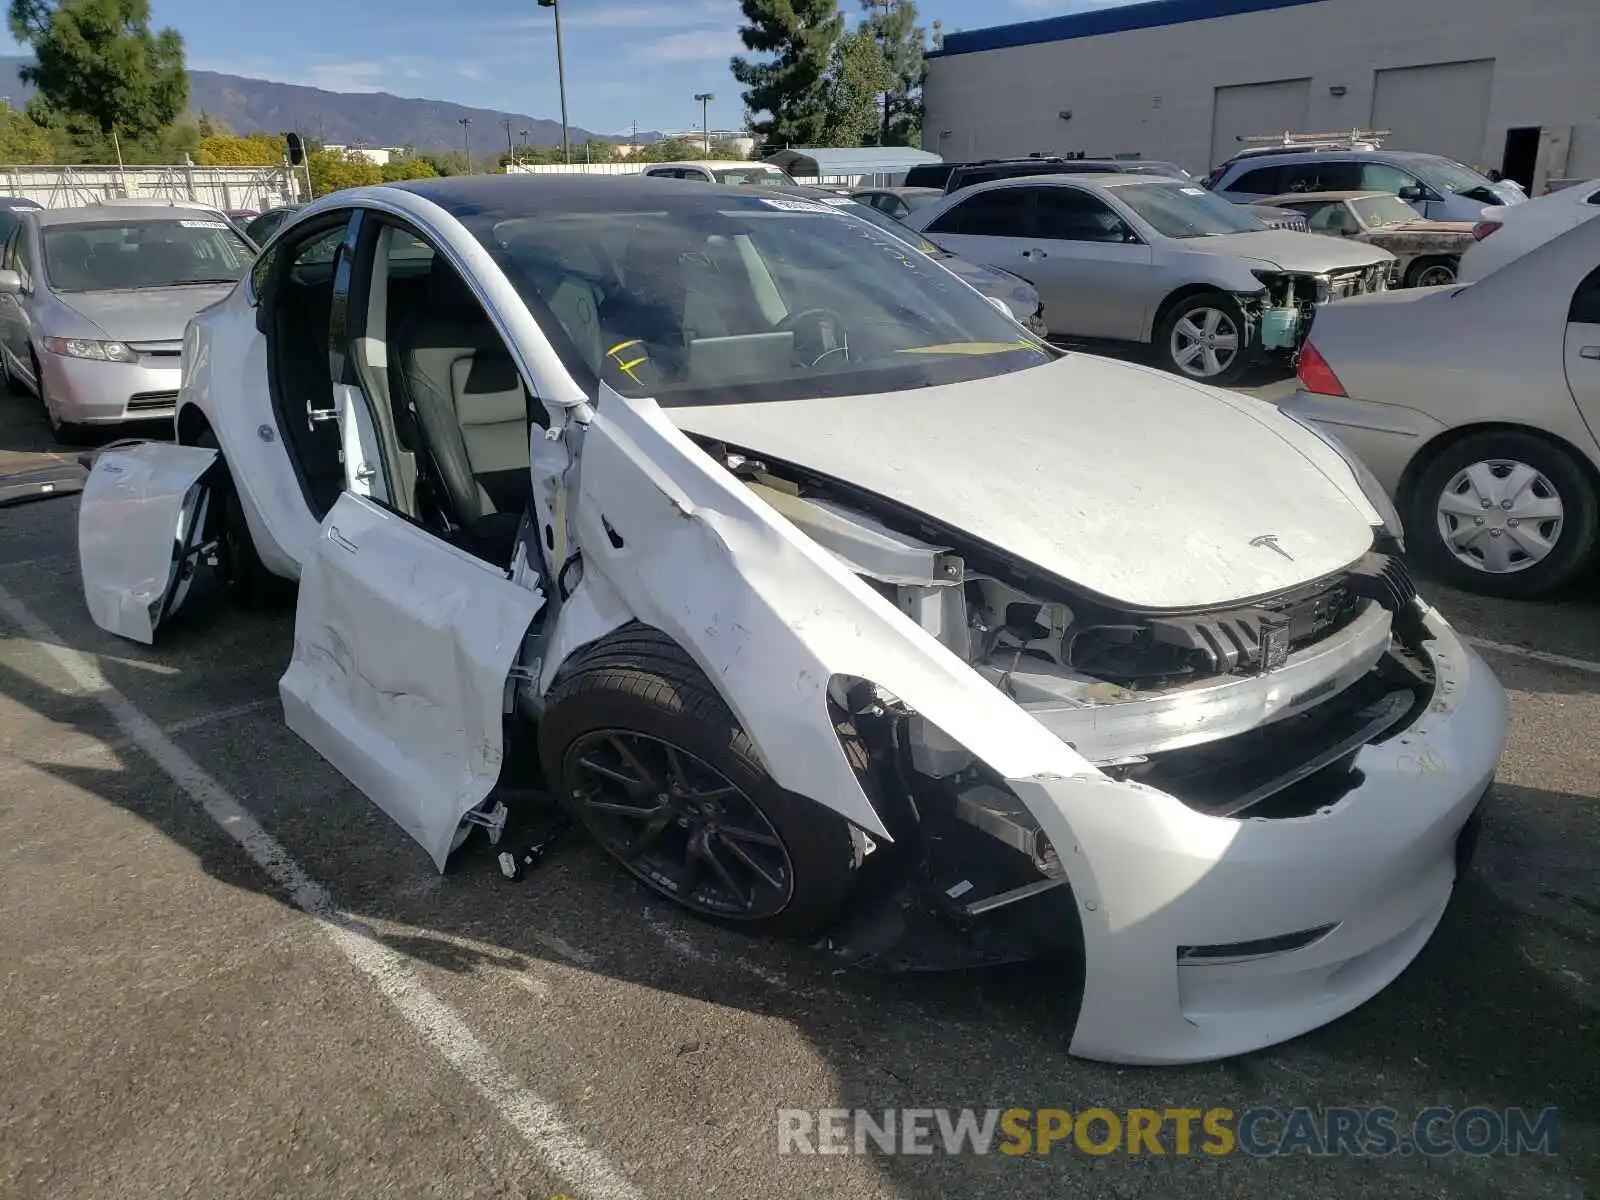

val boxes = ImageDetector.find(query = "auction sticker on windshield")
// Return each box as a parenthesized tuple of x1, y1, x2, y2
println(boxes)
(179, 220, 230, 228)
(757, 198, 840, 214)
(1180, 187, 1206, 195)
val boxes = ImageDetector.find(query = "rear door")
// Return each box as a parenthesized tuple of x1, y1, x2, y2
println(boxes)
(277, 212, 546, 869)
(1566, 261, 1600, 445)
(920, 186, 1037, 279)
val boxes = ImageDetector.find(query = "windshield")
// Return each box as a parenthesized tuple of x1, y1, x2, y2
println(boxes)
(465, 195, 1050, 406)
(43, 219, 254, 291)
(819, 197, 942, 253)
(1113, 182, 1268, 238)
(1350, 194, 1420, 227)
(1397, 153, 1497, 196)
(715, 168, 796, 187)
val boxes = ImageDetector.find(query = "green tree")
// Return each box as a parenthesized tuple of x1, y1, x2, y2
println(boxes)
(194, 131, 285, 166)
(731, 0, 841, 148)
(823, 25, 890, 147)
(0, 109, 55, 161)
(307, 147, 381, 195)
(381, 156, 439, 182)
(8, 0, 188, 144)
(859, 0, 924, 145)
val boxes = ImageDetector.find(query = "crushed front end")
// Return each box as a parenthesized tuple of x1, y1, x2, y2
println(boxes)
(1245, 264, 1391, 354)
(724, 455, 1506, 1062)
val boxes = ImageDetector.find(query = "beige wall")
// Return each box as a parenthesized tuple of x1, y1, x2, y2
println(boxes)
(923, 0, 1600, 178)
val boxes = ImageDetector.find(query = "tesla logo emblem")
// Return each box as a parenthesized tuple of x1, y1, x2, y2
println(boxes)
(1250, 534, 1294, 561)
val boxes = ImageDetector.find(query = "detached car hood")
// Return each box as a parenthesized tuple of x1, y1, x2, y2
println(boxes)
(55, 284, 237, 343)
(669, 354, 1377, 610)
(1194, 229, 1394, 271)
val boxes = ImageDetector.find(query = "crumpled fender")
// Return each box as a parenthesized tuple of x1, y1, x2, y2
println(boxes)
(553, 384, 1096, 841)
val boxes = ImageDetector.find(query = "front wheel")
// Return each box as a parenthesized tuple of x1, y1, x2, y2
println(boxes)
(1406, 430, 1598, 598)
(1404, 256, 1458, 289)
(1156, 292, 1251, 385)
(35, 352, 94, 446)
(538, 626, 862, 937)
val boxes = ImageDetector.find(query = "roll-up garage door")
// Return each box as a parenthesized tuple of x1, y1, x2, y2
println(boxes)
(1371, 59, 1495, 167)
(1210, 78, 1311, 171)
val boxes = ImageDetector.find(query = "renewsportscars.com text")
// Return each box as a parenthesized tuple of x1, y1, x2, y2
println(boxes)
(777, 1106, 1559, 1158)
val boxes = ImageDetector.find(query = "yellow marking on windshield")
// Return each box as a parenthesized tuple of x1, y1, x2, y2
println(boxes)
(607, 338, 642, 356)
(898, 341, 1036, 356)
(617, 356, 648, 372)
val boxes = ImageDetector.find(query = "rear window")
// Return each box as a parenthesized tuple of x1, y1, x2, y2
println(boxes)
(715, 167, 796, 186)
(1230, 164, 1286, 194)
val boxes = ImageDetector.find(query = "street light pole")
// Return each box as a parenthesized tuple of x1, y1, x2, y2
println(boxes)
(458, 116, 472, 173)
(537, 0, 571, 164)
(694, 92, 714, 155)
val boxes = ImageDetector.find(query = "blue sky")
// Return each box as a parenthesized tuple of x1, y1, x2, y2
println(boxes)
(1, 0, 1113, 137)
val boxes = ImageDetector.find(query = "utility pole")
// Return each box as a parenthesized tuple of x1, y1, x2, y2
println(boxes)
(459, 116, 472, 173)
(537, 0, 572, 164)
(502, 117, 515, 169)
(694, 93, 714, 155)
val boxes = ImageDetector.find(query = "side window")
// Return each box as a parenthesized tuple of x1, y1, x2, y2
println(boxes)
(1361, 162, 1415, 194)
(1285, 161, 1360, 192)
(1305, 202, 1355, 234)
(1571, 265, 1600, 326)
(926, 188, 1033, 237)
(363, 218, 537, 560)
(884, 196, 910, 220)
(1, 226, 18, 273)
(13, 227, 34, 289)
(1232, 165, 1285, 194)
(1033, 187, 1133, 243)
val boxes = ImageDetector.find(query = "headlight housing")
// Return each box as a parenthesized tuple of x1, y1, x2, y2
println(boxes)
(1281, 408, 1404, 549)
(42, 337, 139, 363)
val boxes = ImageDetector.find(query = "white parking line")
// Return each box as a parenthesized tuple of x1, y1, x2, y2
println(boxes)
(0, 583, 645, 1200)
(1465, 636, 1600, 676)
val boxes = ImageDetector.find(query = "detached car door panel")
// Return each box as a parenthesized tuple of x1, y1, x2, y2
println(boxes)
(280, 491, 546, 870)
(78, 441, 221, 644)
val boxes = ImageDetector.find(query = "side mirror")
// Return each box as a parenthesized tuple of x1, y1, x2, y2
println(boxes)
(0, 269, 22, 295)
(1397, 185, 1424, 202)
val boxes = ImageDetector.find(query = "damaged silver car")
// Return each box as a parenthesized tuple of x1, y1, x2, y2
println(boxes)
(902, 173, 1395, 384)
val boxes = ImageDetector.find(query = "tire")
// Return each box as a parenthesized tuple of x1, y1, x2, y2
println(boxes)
(538, 625, 862, 937)
(1406, 430, 1598, 598)
(1156, 291, 1251, 386)
(193, 428, 290, 606)
(1404, 256, 1458, 289)
(35, 352, 95, 446)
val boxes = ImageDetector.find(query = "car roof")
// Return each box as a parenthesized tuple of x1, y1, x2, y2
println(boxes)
(643, 160, 784, 171)
(851, 185, 943, 197)
(394, 172, 851, 215)
(34, 204, 233, 226)
(955, 173, 1177, 193)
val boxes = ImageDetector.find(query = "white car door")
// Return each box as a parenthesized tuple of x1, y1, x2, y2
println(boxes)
(278, 396, 546, 869)
(1566, 261, 1600, 439)
(277, 237, 546, 870)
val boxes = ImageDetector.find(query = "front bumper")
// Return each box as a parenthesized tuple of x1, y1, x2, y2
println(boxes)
(39, 351, 181, 425)
(1015, 603, 1507, 1064)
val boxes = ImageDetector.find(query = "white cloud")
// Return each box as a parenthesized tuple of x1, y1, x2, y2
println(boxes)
(637, 28, 744, 62)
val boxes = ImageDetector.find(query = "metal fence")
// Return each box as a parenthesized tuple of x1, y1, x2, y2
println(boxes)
(504, 161, 902, 186)
(0, 164, 302, 210)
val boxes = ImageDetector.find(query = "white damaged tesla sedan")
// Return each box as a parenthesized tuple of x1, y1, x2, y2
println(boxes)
(76, 176, 1508, 1065)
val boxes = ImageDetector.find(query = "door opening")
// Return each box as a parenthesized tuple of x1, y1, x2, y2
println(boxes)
(1501, 127, 1540, 194)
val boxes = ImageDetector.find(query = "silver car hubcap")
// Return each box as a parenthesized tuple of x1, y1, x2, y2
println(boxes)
(1415, 263, 1456, 287)
(1170, 307, 1239, 378)
(1436, 459, 1564, 574)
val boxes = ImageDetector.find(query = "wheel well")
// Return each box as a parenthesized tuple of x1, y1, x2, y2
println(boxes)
(1403, 254, 1459, 281)
(1150, 284, 1233, 342)
(175, 405, 212, 447)
(1396, 421, 1600, 514)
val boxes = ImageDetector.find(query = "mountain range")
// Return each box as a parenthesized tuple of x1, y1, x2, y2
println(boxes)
(0, 57, 652, 151)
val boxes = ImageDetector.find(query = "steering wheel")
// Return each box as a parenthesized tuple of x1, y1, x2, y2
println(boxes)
(776, 307, 851, 369)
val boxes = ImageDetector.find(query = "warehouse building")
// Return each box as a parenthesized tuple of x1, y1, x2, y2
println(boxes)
(922, 0, 1600, 188)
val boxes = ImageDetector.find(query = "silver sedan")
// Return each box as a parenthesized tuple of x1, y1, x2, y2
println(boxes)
(0, 204, 255, 444)
(1283, 211, 1600, 599)
(903, 174, 1393, 385)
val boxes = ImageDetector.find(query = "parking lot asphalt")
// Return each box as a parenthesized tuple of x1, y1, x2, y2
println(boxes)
(0, 373, 1596, 1200)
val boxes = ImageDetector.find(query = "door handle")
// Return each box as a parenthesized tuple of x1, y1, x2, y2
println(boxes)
(327, 525, 358, 553)
(1022, 248, 1048, 259)
(1581, 346, 1600, 361)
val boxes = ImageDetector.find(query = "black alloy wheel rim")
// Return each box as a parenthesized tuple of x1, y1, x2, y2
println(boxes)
(564, 730, 794, 919)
